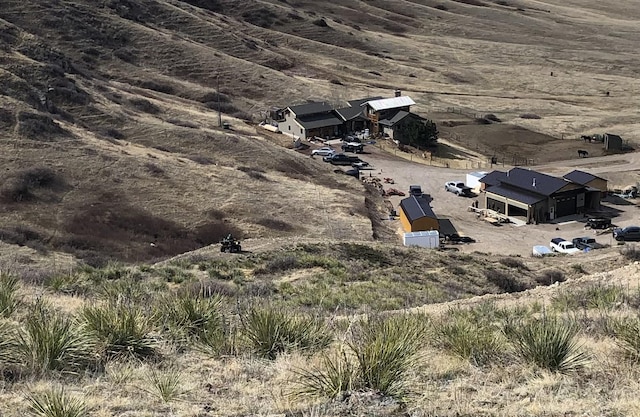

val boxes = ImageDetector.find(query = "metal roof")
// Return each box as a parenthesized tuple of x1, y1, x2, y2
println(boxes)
(296, 113, 343, 129)
(437, 218, 457, 237)
(500, 168, 570, 196)
(288, 102, 333, 116)
(563, 170, 605, 185)
(479, 170, 507, 187)
(364, 96, 415, 111)
(400, 195, 437, 222)
(485, 184, 546, 205)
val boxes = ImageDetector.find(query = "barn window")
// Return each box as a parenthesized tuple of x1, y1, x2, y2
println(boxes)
(300, 128, 303, 134)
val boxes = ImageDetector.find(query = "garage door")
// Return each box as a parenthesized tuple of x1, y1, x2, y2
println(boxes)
(555, 195, 576, 218)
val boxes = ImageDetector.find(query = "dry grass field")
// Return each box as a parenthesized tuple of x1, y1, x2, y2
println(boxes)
(2, 0, 640, 416)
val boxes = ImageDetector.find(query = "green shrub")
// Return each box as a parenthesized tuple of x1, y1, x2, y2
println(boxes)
(295, 349, 356, 399)
(535, 269, 566, 286)
(552, 284, 625, 312)
(241, 306, 332, 359)
(0, 272, 20, 317)
(348, 314, 424, 399)
(485, 268, 529, 293)
(159, 293, 226, 345)
(142, 368, 186, 403)
(81, 303, 157, 360)
(504, 315, 588, 373)
(25, 386, 87, 417)
(17, 303, 95, 375)
(498, 257, 528, 270)
(435, 316, 503, 366)
(155, 266, 194, 284)
(0, 321, 18, 367)
(612, 317, 640, 360)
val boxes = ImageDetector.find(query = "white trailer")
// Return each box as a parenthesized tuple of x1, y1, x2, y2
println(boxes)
(466, 171, 488, 192)
(403, 230, 440, 248)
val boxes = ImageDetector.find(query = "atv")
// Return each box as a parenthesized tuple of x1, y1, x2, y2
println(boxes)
(220, 234, 242, 253)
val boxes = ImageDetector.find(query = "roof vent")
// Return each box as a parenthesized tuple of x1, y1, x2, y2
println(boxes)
(532, 178, 536, 187)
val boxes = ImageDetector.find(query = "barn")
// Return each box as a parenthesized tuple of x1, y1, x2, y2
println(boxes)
(399, 194, 439, 232)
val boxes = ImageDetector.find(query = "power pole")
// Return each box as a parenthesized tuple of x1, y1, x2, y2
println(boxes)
(217, 75, 222, 128)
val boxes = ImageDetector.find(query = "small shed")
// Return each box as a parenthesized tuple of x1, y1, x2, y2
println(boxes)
(403, 230, 440, 248)
(399, 195, 438, 232)
(604, 133, 623, 151)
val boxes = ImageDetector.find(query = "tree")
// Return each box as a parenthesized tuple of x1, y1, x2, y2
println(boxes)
(403, 118, 438, 149)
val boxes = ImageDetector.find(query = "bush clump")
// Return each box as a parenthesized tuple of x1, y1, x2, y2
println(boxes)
(535, 269, 566, 285)
(520, 113, 542, 119)
(485, 268, 529, 293)
(504, 315, 588, 373)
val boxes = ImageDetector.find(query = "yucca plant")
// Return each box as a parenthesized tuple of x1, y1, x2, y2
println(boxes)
(295, 348, 357, 399)
(435, 316, 503, 366)
(504, 315, 589, 373)
(348, 314, 424, 399)
(159, 293, 225, 339)
(25, 386, 87, 417)
(0, 272, 20, 318)
(0, 321, 18, 367)
(17, 303, 95, 375)
(81, 303, 157, 361)
(142, 367, 187, 403)
(241, 306, 332, 360)
(612, 317, 640, 361)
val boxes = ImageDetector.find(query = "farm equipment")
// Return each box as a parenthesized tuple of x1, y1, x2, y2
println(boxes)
(220, 234, 242, 253)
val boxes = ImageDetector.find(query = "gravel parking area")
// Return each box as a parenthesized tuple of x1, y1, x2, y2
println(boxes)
(348, 143, 636, 257)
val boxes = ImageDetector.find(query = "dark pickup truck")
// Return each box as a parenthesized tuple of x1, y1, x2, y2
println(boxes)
(324, 153, 361, 165)
(572, 237, 604, 250)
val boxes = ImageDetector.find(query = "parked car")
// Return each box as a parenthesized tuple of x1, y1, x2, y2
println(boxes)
(550, 238, 580, 254)
(572, 237, 604, 250)
(341, 142, 364, 153)
(409, 185, 423, 196)
(351, 161, 369, 169)
(312, 147, 336, 157)
(586, 217, 611, 229)
(613, 226, 640, 242)
(324, 153, 361, 165)
(445, 181, 473, 196)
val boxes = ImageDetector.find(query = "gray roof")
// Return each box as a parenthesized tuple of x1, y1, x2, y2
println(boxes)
(378, 110, 425, 127)
(482, 168, 571, 197)
(288, 102, 333, 116)
(400, 195, 437, 222)
(296, 113, 343, 129)
(479, 171, 507, 187)
(438, 218, 457, 237)
(335, 97, 383, 121)
(485, 184, 546, 205)
(563, 170, 605, 185)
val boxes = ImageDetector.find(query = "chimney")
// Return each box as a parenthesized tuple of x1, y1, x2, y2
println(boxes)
(533, 178, 536, 187)
(394, 89, 401, 97)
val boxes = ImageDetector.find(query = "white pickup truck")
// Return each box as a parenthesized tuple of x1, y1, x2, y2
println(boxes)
(550, 238, 580, 255)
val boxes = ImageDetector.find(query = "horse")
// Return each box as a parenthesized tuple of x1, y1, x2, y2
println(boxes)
(581, 135, 592, 142)
(578, 150, 589, 158)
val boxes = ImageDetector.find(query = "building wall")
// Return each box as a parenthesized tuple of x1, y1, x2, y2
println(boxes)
(400, 210, 438, 232)
(279, 113, 305, 139)
(586, 178, 607, 192)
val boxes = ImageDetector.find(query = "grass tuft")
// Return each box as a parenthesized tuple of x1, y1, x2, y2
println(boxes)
(0, 272, 20, 317)
(612, 317, 640, 361)
(81, 303, 157, 361)
(143, 367, 187, 403)
(435, 313, 503, 366)
(241, 305, 332, 360)
(504, 315, 588, 373)
(25, 386, 87, 417)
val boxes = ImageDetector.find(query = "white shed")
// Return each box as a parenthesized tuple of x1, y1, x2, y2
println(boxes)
(466, 171, 488, 191)
(403, 230, 440, 248)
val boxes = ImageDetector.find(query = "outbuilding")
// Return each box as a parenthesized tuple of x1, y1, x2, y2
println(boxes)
(399, 194, 438, 232)
(563, 170, 606, 210)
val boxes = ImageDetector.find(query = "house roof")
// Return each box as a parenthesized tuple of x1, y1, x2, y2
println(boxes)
(295, 113, 344, 130)
(379, 110, 410, 127)
(400, 195, 437, 222)
(335, 97, 383, 121)
(485, 184, 546, 205)
(482, 168, 571, 197)
(563, 170, 606, 185)
(479, 171, 507, 187)
(364, 96, 415, 111)
(288, 102, 333, 116)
